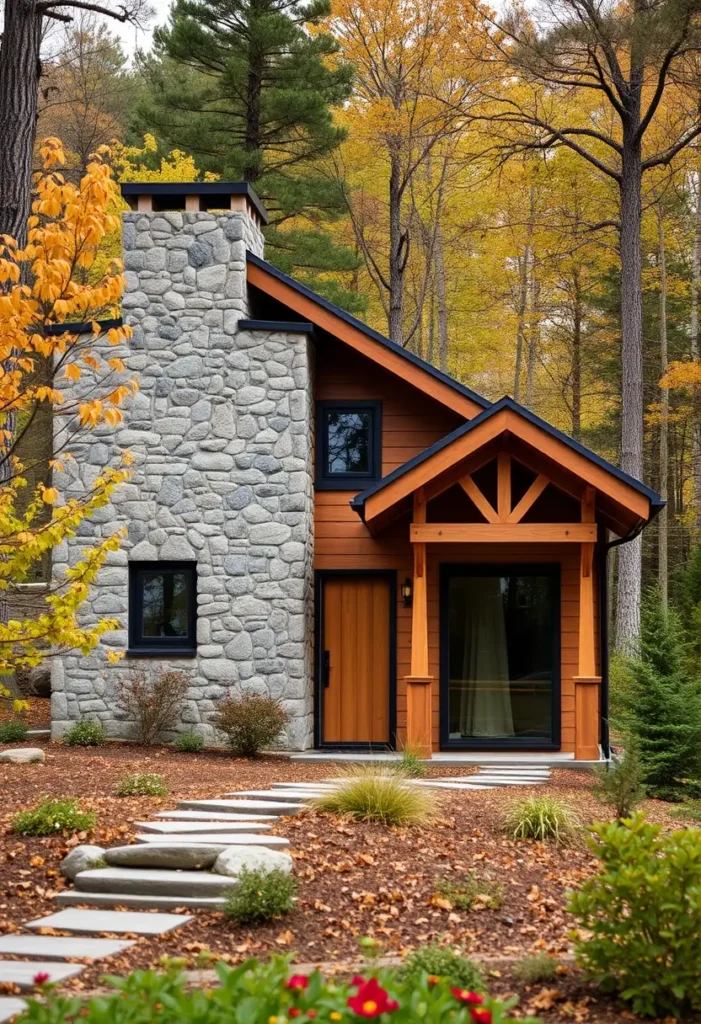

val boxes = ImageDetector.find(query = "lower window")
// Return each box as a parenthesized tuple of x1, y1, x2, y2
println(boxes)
(128, 561, 197, 655)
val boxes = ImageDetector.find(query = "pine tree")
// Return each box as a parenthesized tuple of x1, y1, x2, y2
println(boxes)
(135, 0, 364, 312)
(624, 589, 701, 800)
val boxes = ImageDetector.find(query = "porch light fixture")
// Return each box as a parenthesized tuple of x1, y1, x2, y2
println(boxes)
(401, 578, 413, 608)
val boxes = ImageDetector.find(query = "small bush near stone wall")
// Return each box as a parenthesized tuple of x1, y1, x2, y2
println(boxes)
(399, 944, 485, 991)
(175, 730, 204, 753)
(64, 721, 106, 747)
(115, 668, 189, 745)
(0, 720, 28, 743)
(116, 772, 168, 797)
(569, 814, 701, 1017)
(213, 693, 290, 757)
(13, 798, 96, 836)
(223, 867, 297, 925)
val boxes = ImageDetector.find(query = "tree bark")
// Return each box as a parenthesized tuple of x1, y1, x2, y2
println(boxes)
(571, 266, 582, 441)
(0, 0, 43, 246)
(525, 272, 539, 410)
(513, 184, 535, 402)
(388, 147, 405, 344)
(615, 136, 644, 651)
(691, 167, 701, 534)
(434, 223, 449, 372)
(657, 204, 668, 608)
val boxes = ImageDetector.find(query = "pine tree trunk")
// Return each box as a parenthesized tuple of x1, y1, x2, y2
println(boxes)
(615, 137, 644, 651)
(243, 45, 264, 183)
(657, 205, 669, 608)
(0, 0, 42, 245)
(388, 148, 404, 344)
(571, 266, 582, 441)
(691, 167, 701, 534)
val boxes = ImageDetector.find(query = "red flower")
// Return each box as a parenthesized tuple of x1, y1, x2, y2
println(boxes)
(33, 972, 50, 986)
(469, 1010, 492, 1024)
(451, 989, 483, 1006)
(347, 979, 399, 1018)
(289, 1009, 301, 1018)
(307, 1012, 317, 1019)
(287, 975, 310, 991)
(351, 976, 365, 987)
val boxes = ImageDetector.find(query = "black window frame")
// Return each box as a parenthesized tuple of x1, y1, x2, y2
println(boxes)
(128, 561, 197, 657)
(316, 400, 382, 490)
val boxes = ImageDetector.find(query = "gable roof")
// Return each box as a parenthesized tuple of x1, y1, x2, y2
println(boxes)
(246, 252, 490, 419)
(351, 396, 664, 534)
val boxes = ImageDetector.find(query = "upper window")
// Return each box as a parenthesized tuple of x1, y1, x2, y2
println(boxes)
(316, 401, 382, 489)
(128, 561, 197, 656)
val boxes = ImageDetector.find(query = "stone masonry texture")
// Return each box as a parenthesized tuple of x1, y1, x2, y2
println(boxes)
(51, 209, 315, 749)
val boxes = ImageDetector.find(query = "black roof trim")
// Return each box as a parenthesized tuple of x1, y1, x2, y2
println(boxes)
(246, 252, 491, 410)
(350, 395, 664, 517)
(42, 317, 123, 336)
(238, 320, 315, 334)
(120, 181, 269, 224)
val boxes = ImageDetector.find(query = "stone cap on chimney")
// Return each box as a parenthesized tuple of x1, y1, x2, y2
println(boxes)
(120, 181, 269, 225)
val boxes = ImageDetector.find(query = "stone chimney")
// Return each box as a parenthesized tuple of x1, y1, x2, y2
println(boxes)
(51, 183, 314, 750)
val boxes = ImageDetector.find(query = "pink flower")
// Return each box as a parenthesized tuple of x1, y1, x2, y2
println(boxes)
(347, 979, 399, 1018)
(470, 1010, 492, 1024)
(287, 975, 310, 991)
(33, 972, 50, 986)
(451, 989, 484, 1006)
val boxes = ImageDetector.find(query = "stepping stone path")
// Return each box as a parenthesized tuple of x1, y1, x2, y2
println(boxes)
(0, 765, 552, 1012)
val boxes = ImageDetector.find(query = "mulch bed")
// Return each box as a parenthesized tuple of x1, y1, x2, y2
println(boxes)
(0, 698, 51, 728)
(0, 741, 696, 1021)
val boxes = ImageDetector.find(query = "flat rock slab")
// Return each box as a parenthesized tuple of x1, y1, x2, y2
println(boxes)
(0, 998, 26, 1022)
(155, 810, 278, 822)
(75, 867, 236, 899)
(471, 776, 547, 785)
(0, 961, 83, 990)
(55, 892, 224, 911)
(137, 820, 272, 834)
(178, 799, 304, 815)
(225, 790, 316, 802)
(408, 780, 490, 790)
(0, 936, 134, 961)
(0, 748, 45, 764)
(105, 845, 226, 869)
(135, 833, 289, 848)
(26, 909, 192, 936)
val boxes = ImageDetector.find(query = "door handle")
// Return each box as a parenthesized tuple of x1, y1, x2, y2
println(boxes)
(323, 650, 331, 687)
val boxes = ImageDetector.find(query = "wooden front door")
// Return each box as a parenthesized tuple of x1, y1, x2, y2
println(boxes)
(320, 574, 393, 746)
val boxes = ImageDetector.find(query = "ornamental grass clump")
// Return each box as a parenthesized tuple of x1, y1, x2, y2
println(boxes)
(13, 798, 96, 836)
(503, 795, 580, 845)
(313, 767, 436, 826)
(223, 867, 297, 925)
(391, 744, 427, 778)
(512, 954, 560, 986)
(116, 772, 168, 797)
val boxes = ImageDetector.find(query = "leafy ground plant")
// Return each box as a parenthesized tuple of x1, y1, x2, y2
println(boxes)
(175, 730, 204, 753)
(64, 720, 106, 747)
(503, 795, 580, 845)
(399, 943, 485, 991)
(213, 692, 290, 756)
(313, 767, 436, 826)
(116, 772, 168, 797)
(569, 813, 701, 1018)
(0, 720, 28, 742)
(434, 869, 505, 911)
(512, 954, 560, 986)
(13, 798, 96, 836)
(223, 867, 297, 925)
(19, 955, 537, 1024)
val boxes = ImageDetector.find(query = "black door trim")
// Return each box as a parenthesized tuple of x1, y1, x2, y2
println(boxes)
(439, 562, 561, 751)
(314, 569, 397, 751)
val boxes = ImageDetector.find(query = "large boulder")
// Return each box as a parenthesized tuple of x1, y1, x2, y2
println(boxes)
(61, 844, 106, 881)
(27, 665, 51, 698)
(0, 747, 45, 764)
(104, 844, 226, 870)
(213, 845, 293, 878)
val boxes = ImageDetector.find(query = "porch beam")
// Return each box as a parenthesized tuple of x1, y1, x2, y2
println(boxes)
(409, 523, 597, 543)
(575, 487, 601, 760)
(404, 492, 433, 758)
(459, 475, 499, 523)
(506, 474, 549, 523)
(497, 452, 511, 521)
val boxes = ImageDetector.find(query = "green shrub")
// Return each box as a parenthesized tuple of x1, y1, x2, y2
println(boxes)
(64, 720, 106, 747)
(503, 795, 579, 845)
(391, 744, 426, 778)
(592, 736, 645, 819)
(116, 772, 168, 797)
(17, 956, 533, 1024)
(512, 954, 560, 986)
(213, 692, 290, 757)
(13, 798, 96, 836)
(399, 943, 485, 991)
(223, 867, 297, 925)
(569, 813, 701, 1018)
(608, 651, 636, 727)
(175, 730, 204, 753)
(0, 720, 28, 743)
(313, 768, 436, 826)
(434, 869, 504, 911)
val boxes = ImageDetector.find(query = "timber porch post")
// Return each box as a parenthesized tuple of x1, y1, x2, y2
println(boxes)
(405, 489, 433, 758)
(574, 487, 601, 759)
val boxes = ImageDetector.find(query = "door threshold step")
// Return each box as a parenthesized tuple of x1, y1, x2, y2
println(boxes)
(55, 891, 225, 911)
(178, 799, 304, 815)
(135, 833, 289, 847)
(74, 867, 235, 899)
(0, 961, 84, 991)
(0, 936, 134, 961)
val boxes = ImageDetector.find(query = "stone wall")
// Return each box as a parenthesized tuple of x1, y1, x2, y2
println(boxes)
(51, 208, 315, 749)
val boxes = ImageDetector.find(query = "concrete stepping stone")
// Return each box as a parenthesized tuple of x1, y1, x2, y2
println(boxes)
(137, 819, 273, 834)
(272, 781, 338, 789)
(178, 799, 304, 815)
(105, 845, 226, 869)
(0, 961, 84, 990)
(407, 780, 490, 790)
(135, 833, 290, 848)
(55, 892, 224, 911)
(74, 867, 236, 899)
(0, 936, 134, 961)
(26, 909, 192, 936)
(0, 998, 26, 1022)
(472, 776, 547, 785)
(155, 810, 278, 822)
(224, 790, 316, 802)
